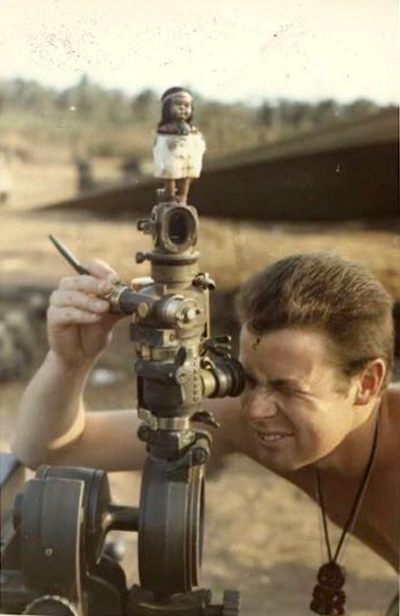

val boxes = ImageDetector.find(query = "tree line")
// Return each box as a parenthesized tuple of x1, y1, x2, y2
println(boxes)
(1, 75, 396, 160)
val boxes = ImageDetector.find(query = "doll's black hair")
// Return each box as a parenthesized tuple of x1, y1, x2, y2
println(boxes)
(158, 87, 194, 128)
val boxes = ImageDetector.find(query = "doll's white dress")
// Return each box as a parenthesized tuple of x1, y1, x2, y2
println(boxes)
(153, 127, 206, 179)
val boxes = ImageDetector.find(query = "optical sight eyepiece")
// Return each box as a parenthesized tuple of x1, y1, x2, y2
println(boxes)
(157, 204, 198, 254)
(202, 356, 246, 399)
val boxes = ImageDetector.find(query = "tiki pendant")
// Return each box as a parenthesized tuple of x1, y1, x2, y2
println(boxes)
(310, 562, 346, 615)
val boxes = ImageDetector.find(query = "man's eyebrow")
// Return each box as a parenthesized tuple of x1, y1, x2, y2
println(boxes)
(269, 378, 304, 389)
(243, 370, 306, 390)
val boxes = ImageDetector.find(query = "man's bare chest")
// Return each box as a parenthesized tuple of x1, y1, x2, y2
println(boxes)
(239, 434, 398, 569)
(284, 466, 398, 570)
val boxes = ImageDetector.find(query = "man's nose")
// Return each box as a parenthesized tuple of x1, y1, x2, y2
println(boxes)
(244, 389, 279, 420)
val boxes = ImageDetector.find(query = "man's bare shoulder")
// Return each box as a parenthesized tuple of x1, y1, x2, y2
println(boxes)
(379, 383, 400, 466)
(384, 383, 400, 425)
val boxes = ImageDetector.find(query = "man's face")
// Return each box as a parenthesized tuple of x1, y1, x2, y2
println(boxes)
(170, 93, 192, 121)
(239, 325, 360, 472)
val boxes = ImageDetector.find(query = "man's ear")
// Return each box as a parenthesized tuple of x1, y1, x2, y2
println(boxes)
(354, 359, 386, 405)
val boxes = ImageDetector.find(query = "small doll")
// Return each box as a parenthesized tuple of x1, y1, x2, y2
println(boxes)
(153, 87, 206, 203)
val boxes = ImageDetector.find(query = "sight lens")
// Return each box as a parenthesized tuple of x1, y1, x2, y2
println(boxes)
(169, 210, 190, 245)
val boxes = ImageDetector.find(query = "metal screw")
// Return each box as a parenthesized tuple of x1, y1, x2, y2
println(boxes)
(137, 302, 149, 319)
(185, 308, 197, 321)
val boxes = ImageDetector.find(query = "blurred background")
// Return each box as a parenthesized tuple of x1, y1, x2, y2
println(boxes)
(0, 1, 399, 614)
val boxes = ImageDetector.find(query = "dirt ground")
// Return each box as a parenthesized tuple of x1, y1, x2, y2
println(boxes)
(0, 157, 399, 615)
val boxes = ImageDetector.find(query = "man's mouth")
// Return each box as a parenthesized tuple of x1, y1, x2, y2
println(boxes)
(254, 430, 293, 444)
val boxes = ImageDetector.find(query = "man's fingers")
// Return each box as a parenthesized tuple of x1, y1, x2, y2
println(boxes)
(50, 289, 110, 314)
(86, 259, 120, 283)
(59, 275, 113, 296)
(48, 305, 101, 325)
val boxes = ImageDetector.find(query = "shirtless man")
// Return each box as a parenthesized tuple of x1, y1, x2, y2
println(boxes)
(12, 252, 399, 613)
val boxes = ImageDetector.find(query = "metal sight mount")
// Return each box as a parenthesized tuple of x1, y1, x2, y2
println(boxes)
(0, 190, 245, 616)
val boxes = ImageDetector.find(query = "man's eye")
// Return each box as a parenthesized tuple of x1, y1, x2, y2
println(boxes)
(280, 387, 296, 396)
(278, 385, 305, 397)
(245, 376, 257, 388)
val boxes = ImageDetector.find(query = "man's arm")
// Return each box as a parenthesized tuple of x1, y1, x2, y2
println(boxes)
(12, 350, 148, 471)
(12, 349, 88, 469)
(11, 260, 133, 470)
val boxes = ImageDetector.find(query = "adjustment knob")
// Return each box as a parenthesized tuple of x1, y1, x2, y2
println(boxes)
(185, 307, 197, 321)
(193, 273, 216, 291)
(136, 252, 148, 264)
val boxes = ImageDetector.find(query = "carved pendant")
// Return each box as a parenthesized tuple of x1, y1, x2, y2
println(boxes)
(310, 562, 346, 615)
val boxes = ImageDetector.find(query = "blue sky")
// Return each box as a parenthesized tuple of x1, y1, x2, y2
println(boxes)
(0, 0, 398, 104)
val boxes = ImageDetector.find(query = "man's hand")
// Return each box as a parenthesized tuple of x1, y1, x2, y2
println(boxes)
(47, 260, 123, 368)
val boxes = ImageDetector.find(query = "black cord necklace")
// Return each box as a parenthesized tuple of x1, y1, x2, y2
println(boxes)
(310, 414, 380, 616)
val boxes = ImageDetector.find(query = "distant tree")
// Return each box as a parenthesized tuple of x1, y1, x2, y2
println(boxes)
(258, 101, 275, 128)
(2, 78, 55, 113)
(311, 99, 340, 127)
(55, 75, 93, 116)
(73, 74, 101, 118)
(55, 89, 75, 111)
(343, 98, 379, 120)
(106, 89, 133, 124)
(133, 89, 158, 122)
(381, 103, 399, 113)
(276, 99, 294, 126)
(273, 99, 315, 129)
(287, 101, 314, 128)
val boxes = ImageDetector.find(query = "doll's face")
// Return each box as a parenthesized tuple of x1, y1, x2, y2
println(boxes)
(170, 92, 192, 121)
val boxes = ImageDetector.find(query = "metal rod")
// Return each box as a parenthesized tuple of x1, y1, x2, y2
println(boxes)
(49, 235, 90, 276)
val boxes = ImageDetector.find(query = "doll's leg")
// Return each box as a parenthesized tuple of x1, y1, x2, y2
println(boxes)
(176, 178, 192, 204)
(164, 179, 176, 199)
